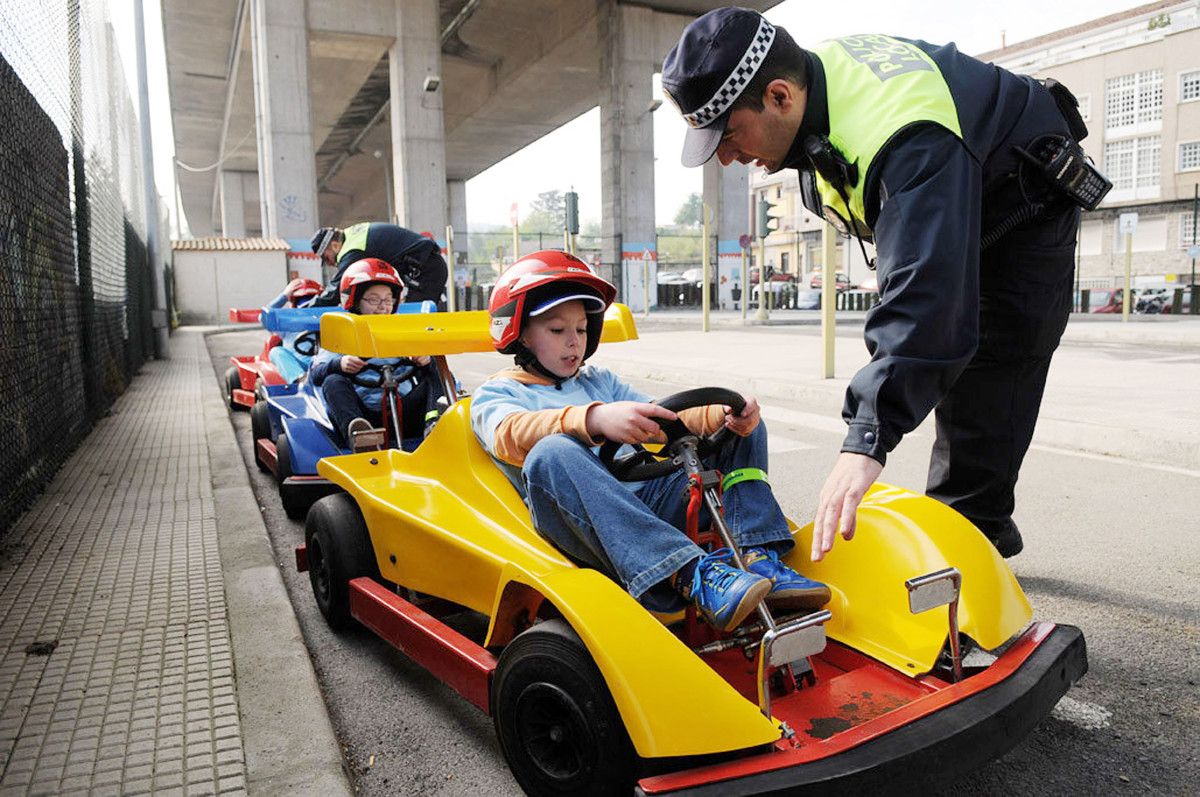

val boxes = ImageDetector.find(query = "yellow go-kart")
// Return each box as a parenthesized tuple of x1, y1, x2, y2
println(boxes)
(295, 305, 1086, 796)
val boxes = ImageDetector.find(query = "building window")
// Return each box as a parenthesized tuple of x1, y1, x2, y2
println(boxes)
(1180, 141, 1200, 172)
(1104, 136, 1160, 196)
(1183, 212, 1198, 248)
(1105, 70, 1162, 130)
(1182, 69, 1200, 103)
(1076, 93, 1091, 122)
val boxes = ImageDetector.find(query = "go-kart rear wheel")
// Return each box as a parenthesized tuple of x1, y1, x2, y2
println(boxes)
(250, 401, 272, 473)
(305, 493, 379, 631)
(224, 365, 243, 410)
(275, 434, 306, 519)
(492, 619, 635, 796)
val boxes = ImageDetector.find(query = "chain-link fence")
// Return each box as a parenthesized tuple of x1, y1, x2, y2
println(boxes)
(0, 0, 167, 535)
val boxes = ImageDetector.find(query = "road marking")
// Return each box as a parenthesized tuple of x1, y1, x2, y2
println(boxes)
(1029, 444, 1200, 478)
(768, 434, 817, 454)
(759, 405, 849, 435)
(1051, 696, 1112, 730)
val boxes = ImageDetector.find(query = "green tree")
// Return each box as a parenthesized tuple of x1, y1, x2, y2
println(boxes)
(522, 190, 566, 234)
(674, 192, 703, 228)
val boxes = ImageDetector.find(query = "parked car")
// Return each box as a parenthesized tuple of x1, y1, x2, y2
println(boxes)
(810, 270, 851, 291)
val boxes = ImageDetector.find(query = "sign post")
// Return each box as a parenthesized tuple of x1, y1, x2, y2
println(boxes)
(1119, 212, 1137, 322)
(444, 225, 456, 312)
(701, 204, 712, 332)
(739, 233, 752, 322)
(642, 249, 652, 319)
(821, 223, 838, 378)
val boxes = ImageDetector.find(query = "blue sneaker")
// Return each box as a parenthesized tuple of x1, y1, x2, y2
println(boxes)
(744, 547, 832, 612)
(679, 549, 771, 632)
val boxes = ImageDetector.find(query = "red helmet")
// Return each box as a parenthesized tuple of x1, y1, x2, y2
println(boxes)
(338, 258, 404, 311)
(285, 278, 321, 306)
(488, 250, 616, 360)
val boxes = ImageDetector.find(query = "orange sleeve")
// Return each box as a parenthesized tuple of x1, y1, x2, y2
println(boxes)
(492, 402, 603, 466)
(678, 405, 727, 437)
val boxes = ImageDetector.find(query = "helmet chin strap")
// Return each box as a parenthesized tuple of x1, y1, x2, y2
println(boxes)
(513, 343, 579, 390)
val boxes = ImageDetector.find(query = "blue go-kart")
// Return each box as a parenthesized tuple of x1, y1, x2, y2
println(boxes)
(251, 301, 440, 519)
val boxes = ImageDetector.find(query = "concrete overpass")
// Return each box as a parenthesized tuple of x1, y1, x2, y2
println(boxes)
(163, 0, 777, 270)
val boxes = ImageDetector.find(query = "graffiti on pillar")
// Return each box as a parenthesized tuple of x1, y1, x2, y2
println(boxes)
(279, 194, 307, 223)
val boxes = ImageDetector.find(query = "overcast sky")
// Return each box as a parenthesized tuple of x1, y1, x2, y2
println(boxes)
(117, 0, 1145, 236)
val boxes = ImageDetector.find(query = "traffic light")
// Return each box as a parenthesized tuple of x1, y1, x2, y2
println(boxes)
(564, 191, 580, 235)
(757, 193, 792, 238)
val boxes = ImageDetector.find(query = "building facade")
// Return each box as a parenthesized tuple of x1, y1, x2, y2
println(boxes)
(748, 1, 1200, 290)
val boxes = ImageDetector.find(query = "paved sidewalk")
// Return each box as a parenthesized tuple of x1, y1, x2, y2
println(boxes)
(0, 329, 347, 795)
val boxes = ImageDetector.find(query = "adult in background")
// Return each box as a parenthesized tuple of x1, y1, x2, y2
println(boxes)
(311, 222, 448, 308)
(663, 8, 1098, 560)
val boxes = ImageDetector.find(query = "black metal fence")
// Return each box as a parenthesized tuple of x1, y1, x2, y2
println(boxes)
(0, 1, 166, 536)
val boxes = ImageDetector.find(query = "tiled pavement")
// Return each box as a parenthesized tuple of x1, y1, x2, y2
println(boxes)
(0, 329, 345, 795)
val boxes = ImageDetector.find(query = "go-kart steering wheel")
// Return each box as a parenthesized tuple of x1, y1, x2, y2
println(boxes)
(349, 363, 385, 389)
(598, 387, 746, 481)
(293, 330, 319, 357)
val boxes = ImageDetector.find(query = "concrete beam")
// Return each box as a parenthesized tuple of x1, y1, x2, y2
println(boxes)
(250, 0, 320, 239)
(447, 178, 468, 236)
(220, 170, 249, 237)
(599, 1, 657, 304)
(389, 0, 447, 235)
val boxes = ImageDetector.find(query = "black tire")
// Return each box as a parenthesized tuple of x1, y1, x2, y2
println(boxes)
(276, 434, 306, 519)
(250, 401, 272, 473)
(492, 619, 636, 796)
(305, 493, 379, 630)
(224, 365, 244, 410)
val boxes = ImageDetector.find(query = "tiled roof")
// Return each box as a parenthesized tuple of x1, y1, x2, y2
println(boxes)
(171, 237, 291, 252)
(975, 0, 1177, 61)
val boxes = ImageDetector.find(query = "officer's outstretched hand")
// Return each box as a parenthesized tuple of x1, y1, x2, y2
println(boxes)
(811, 452, 884, 562)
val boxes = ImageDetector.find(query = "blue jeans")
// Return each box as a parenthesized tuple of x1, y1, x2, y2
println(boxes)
(522, 422, 792, 611)
(322, 371, 442, 447)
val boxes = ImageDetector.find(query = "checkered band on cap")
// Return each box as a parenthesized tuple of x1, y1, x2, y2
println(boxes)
(683, 17, 776, 128)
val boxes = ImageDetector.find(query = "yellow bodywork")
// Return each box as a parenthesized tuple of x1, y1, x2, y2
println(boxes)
(315, 307, 1033, 757)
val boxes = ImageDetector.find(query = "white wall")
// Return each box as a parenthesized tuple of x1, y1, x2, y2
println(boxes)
(173, 250, 290, 324)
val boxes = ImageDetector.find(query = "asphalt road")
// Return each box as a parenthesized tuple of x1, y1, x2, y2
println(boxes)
(207, 329, 1198, 796)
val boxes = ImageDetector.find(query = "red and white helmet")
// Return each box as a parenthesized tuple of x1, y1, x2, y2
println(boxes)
(285, 278, 321, 306)
(488, 250, 616, 359)
(338, 258, 404, 311)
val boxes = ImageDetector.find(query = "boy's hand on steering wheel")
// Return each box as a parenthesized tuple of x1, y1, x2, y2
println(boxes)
(723, 395, 760, 437)
(586, 402, 677, 445)
(340, 355, 367, 374)
(414, 356, 431, 367)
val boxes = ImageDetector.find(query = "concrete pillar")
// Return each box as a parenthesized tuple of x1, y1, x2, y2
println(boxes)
(389, 0, 447, 236)
(249, 0, 319, 241)
(220, 171, 247, 238)
(704, 160, 750, 308)
(599, 1, 657, 308)
(446, 178, 467, 236)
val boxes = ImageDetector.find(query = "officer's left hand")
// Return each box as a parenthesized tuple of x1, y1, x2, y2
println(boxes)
(811, 452, 884, 561)
(723, 396, 761, 437)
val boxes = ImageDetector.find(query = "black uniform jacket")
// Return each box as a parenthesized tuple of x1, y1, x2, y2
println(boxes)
(783, 39, 1073, 464)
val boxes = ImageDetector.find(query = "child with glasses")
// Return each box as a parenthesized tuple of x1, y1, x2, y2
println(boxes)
(309, 259, 445, 449)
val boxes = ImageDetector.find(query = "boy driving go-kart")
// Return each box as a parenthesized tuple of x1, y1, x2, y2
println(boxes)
(471, 251, 831, 631)
(266, 277, 322, 383)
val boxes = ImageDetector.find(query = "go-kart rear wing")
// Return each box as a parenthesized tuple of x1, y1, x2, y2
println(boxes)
(321, 304, 639, 405)
(228, 308, 262, 323)
(319, 303, 639, 358)
(258, 300, 436, 334)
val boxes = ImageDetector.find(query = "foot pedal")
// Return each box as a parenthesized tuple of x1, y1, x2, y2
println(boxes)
(351, 427, 386, 453)
(758, 609, 831, 717)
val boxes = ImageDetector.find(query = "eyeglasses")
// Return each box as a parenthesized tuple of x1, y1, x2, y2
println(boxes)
(359, 296, 395, 309)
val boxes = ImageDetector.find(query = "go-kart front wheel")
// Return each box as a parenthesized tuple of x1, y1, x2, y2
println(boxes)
(224, 365, 243, 410)
(492, 619, 635, 796)
(275, 434, 306, 520)
(304, 493, 380, 631)
(250, 401, 272, 473)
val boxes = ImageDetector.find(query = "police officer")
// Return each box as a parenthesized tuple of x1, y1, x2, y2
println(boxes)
(311, 222, 449, 308)
(663, 8, 1091, 561)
